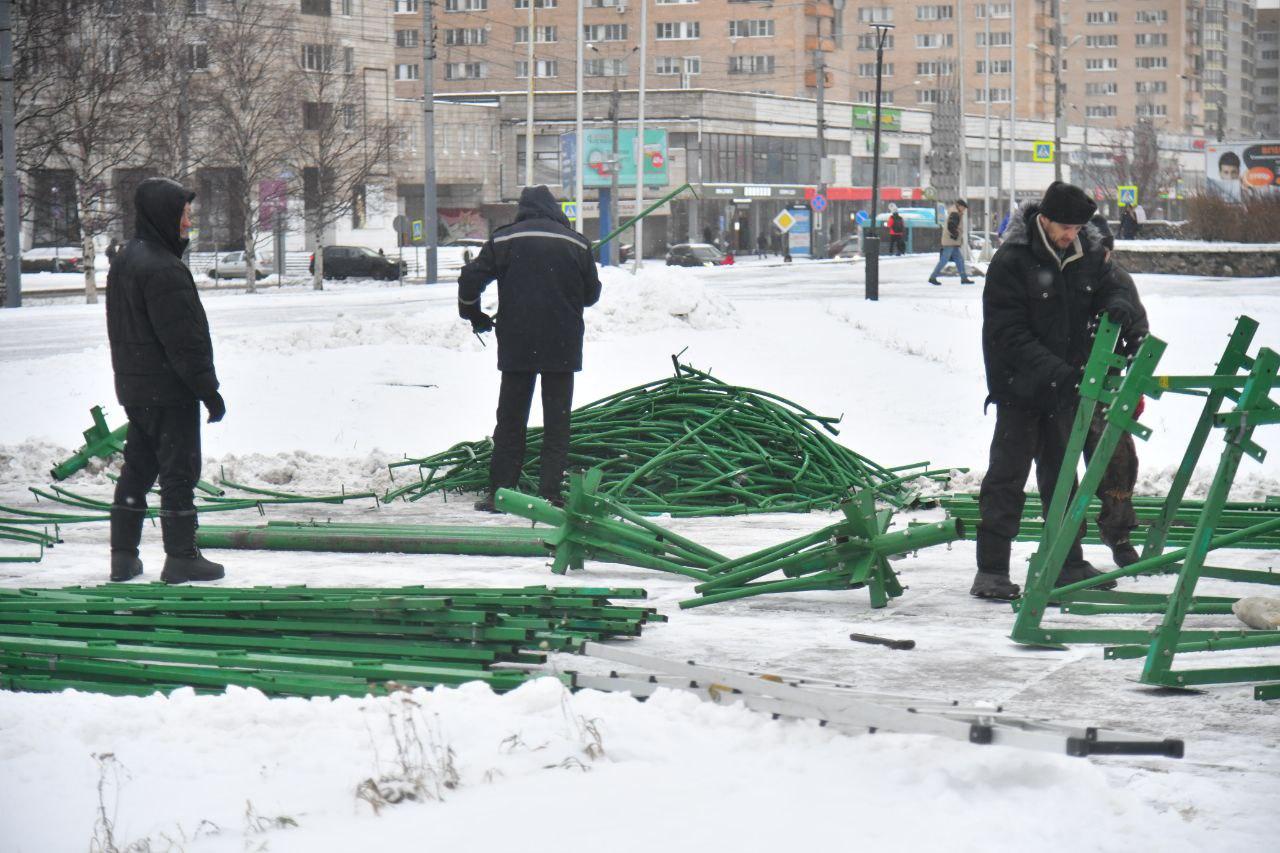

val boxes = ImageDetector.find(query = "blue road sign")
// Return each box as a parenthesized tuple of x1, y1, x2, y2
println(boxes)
(855, 210, 871, 226)
(810, 193, 828, 212)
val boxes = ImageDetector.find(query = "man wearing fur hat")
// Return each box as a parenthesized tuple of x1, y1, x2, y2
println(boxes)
(971, 182, 1142, 601)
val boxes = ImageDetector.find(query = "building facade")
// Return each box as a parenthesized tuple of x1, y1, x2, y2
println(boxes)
(1256, 2, 1280, 137)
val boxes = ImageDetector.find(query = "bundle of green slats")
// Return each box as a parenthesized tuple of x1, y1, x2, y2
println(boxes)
(0, 584, 661, 698)
(386, 360, 951, 516)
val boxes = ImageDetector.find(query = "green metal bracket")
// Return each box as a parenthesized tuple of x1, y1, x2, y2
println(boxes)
(49, 406, 126, 481)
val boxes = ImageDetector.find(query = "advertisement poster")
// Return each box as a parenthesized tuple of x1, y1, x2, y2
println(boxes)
(787, 206, 811, 258)
(1205, 142, 1280, 202)
(560, 129, 669, 189)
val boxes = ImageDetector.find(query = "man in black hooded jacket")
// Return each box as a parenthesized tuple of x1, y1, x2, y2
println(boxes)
(106, 177, 226, 584)
(972, 182, 1142, 601)
(459, 185, 602, 510)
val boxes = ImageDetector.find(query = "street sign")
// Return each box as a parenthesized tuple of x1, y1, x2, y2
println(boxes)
(1033, 141, 1055, 163)
(810, 193, 827, 212)
(392, 214, 408, 234)
(854, 210, 871, 227)
(412, 220, 423, 239)
(772, 209, 797, 233)
(560, 201, 578, 222)
(1117, 185, 1138, 206)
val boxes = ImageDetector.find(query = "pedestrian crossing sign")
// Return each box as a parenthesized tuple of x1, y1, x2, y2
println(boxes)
(1117, 185, 1138, 206)
(1033, 141, 1055, 163)
(561, 201, 578, 222)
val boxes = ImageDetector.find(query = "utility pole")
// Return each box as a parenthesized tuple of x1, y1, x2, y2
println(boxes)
(812, 23, 827, 260)
(606, 82, 620, 266)
(0, 0, 18, 308)
(422, 0, 437, 282)
(1008, 0, 1017, 217)
(524, 0, 535, 187)
(865, 22, 894, 302)
(981, 2, 992, 260)
(1053, 0, 1063, 182)
(956, 0, 967, 211)
(574, 0, 584, 236)
(632, 0, 647, 271)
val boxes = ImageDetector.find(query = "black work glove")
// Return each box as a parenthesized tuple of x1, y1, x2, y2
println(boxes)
(203, 392, 226, 424)
(1104, 305, 1136, 332)
(470, 312, 494, 334)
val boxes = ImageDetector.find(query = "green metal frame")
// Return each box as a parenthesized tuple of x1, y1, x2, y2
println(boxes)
(48, 406, 126, 481)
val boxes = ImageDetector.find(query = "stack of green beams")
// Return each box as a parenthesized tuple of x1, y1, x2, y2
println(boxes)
(939, 493, 1280, 550)
(0, 584, 662, 698)
(386, 361, 950, 515)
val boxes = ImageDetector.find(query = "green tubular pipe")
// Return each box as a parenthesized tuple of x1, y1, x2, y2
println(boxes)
(196, 524, 550, 557)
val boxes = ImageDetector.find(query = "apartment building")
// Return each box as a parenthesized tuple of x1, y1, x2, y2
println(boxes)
(1253, 1, 1278, 136)
(1200, 0, 1258, 139)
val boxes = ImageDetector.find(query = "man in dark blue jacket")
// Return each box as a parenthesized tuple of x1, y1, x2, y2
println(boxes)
(106, 178, 226, 584)
(459, 185, 602, 510)
(972, 182, 1141, 601)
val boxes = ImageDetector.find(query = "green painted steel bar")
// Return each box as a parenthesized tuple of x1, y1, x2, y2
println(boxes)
(49, 406, 127, 481)
(195, 522, 552, 557)
(592, 182, 696, 253)
(1105, 631, 1280, 660)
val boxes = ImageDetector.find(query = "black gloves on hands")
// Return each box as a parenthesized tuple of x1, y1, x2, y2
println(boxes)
(471, 312, 494, 334)
(203, 392, 226, 424)
(1103, 305, 1136, 332)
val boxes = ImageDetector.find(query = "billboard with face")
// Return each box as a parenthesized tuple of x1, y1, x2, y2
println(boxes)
(1205, 142, 1280, 202)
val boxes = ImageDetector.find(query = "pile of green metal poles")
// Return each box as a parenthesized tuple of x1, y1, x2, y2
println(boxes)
(939, 493, 1280, 551)
(386, 358, 954, 516)
(0, 584, 662, 698)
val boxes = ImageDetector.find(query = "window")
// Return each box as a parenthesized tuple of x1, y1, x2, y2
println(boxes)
(1135, 80, 1167, 94)
(1136, 104, 1167, 118)
(976, 59, 1011, 74)
(1085, 57, 1118, 71)
(445, 62, 486, 79)
(857, 33, 894, 50)
(1086, 11, 1118, 25)
(301, 44, 335, 72)
(590, 0, 619, 5)
(516, 26, 558, 43)
(342, 104, 356, 131)
(728, 20, 775, 38)
(684, 57, 701, 75)
(183, 42, 208, 71)
(728, 55, 774, 74)
(916, 33, 954, 48)
(586, 58, 628, 76)
(343, 46, 354, 74)
(301, 0, 331, 13)
(858, 62, 894, 76)
(188, 0, 208, 13)
(396, 30, 419, 48)
(302, 101, 332, 130)
(917, 88, 955, 104)
(1262, 49, 1280, 61)
(916, 61, 954, 76)
(857, 7, 893, 23)
(514, 0, 556, 7)
(1135, 33, 1168, 47)
(515, 59, 558, 78)
(444, 0, 486, 9)
(394, 0, 417, 11)
(1085, 81, 1118, 96)
(856, 90, 894, 103)
(341, 0, 354, 13)
(973, 87, 1010, 103)
(1085, 35, 1118, 48)
(444, 28, 486, 46)
(1085, 105, 1117, 118)
(395, 63, 419, 80)
(975, 31, 1010, 47)
(656, 22, 700, 40)
(915, 5, 952, 20)
(1135, 10, 1168, 25)
(583, 24, 627, 41)
(975, 3, 1010, 18)
(1135, 56, 1168, 69)
(657, 0, 697, 4)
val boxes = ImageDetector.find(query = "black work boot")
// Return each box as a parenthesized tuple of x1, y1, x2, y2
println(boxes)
(109, 550, 144, 582)
(1109, 541, 1141, 568)
(970, 571, 1021, 601)
(161, 549, 225, 584)
(1056, 559, 1117, 590)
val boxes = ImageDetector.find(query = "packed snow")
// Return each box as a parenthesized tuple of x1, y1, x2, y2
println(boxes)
(0, 252, 1278, 852)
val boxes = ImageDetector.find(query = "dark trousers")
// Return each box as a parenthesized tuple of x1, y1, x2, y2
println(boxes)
(888, 235, 906, 255)
(489, 371, 574, 499)
(110, 403, 202, 557)
(975, 403, 1085, 575)
(1083, 407, 1139, 544)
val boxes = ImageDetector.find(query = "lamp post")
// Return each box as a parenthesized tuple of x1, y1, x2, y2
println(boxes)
(1028, 36, 1082, 184)
(865, 22, 893, 302)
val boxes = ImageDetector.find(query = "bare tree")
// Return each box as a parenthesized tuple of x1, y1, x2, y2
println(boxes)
(204, 0, 299, 293)
(1102, 119, 1183, 211)
(132, 1, 213, 183)
(290, 21, 392, 290)
(22, 0, 148, 303)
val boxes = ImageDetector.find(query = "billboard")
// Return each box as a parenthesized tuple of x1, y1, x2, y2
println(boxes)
(560, 129, 669, 190)
(852, 105, 901, 131)
(786, 206, 811, 258)
(1205, 141, 1280, 202)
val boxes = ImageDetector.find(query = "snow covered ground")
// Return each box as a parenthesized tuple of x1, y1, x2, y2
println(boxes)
(1, 254, 1278, 852)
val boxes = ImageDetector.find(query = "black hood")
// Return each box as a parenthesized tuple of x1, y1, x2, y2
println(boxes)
(135, 177, 196, 258)
(515, 185, 570, 227)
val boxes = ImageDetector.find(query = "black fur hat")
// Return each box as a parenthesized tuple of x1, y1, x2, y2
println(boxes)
(1039, 181, 1097, 225)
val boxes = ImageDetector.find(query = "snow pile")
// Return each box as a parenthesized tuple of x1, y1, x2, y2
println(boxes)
(0, 678, 1205, 853)
(587, 265, 739, 338)
(220, 309, 488, 355)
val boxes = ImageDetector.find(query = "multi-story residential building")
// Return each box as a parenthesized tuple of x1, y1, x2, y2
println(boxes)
(1201, 0, 1258, 139)
(1255, 1, 1280, 137)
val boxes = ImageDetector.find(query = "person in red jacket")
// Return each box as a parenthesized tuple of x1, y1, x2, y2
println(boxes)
(887, 210, 906, 256)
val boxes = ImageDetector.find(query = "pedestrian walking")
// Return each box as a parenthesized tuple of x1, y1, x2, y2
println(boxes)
(458, 186, 602, 511)
(1119, 206, 1139, 240)
(756, 231, 768, 257)
(887, 210, 907, 256)
(106, 178, 226, 585)
(928, 200, 974, 285)
(971, 181, 1142, 600)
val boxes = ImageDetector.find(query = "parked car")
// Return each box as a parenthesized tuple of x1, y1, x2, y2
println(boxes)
(308, 245, 407, 280)
(826, 234, 859, 258)
(21, 246, 85, 273)
(664, 243, 730, 267)
(837, 240, 860, 259)
(208, 250, 271, 280)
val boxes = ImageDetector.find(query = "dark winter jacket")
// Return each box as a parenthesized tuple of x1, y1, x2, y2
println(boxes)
(458, 186, 602, 372)
(981, 203, 1140, 412)
(106, 178, 219, 407)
